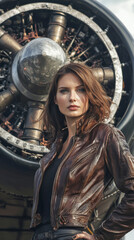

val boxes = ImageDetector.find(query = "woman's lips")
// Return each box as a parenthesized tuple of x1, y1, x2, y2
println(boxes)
(68, 105, 80, 110)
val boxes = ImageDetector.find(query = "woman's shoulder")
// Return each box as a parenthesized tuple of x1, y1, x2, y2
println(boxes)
(90, 122, 113, 135)
(92, 122, 123, 134)
(95, 123, 130, 152)
(88, 122, 126, 142)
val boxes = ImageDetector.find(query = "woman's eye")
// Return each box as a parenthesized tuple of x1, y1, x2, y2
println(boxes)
(59, 89, 68, 93)
(77, 88, 86, 92)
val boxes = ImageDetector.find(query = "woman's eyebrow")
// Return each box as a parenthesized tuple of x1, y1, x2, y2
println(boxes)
(58, 86, 69, 89)
(76, 84, 84, 87)
(58, 84, 84, 89)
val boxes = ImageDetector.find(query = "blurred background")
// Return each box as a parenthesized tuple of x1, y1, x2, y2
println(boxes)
(97, 0, 134, 38)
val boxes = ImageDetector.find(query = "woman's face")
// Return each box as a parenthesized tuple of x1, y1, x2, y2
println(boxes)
(55, 73, 89, 121)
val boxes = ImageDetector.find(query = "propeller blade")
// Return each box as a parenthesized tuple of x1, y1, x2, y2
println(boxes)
(0, 28, 22, 53)
(0, 83, 19, 112)
(22, 101, 45, 145)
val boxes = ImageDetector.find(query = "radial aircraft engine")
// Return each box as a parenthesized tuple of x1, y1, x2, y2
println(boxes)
(0, 1, 133, 240)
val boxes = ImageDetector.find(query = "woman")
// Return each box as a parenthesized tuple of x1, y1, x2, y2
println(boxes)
(30, 63, 134, 240)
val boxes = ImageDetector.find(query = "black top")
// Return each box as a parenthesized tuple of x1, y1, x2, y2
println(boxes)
(39, 156, 63, 224)
(38, 137, 74, 225)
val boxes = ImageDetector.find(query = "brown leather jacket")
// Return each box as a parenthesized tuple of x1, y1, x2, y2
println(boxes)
(30, 123, 134, 240)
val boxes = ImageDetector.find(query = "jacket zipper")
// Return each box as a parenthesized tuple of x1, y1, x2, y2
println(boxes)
(50, 136, 77, 230)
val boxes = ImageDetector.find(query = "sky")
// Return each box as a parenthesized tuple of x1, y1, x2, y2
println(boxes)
(97, 2, 134, 240)
(97, 0, 134, 38)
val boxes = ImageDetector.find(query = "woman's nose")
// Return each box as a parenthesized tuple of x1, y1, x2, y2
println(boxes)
(69, 90, 77, 101)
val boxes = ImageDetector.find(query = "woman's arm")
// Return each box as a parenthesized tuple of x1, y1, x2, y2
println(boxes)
(93, 126, 134, 240)
(74, 126, 134, 240)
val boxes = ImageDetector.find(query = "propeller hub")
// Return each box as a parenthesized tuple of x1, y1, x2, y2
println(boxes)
(12, 38, 66, 101)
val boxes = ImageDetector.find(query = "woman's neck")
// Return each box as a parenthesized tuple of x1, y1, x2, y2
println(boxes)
(65, 117, 78, 141)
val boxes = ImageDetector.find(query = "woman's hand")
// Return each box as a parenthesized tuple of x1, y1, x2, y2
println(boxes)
(73, 231, 96, 240)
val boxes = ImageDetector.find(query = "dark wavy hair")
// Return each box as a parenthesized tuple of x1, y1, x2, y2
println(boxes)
(43, 62, 111, 146)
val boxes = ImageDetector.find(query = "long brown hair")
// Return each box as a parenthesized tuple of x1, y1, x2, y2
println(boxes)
(43, 62, 111, 145)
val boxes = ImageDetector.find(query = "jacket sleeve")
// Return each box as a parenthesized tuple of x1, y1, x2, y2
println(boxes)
(94, 126, 134, 240)
(30, 167, 42, 228)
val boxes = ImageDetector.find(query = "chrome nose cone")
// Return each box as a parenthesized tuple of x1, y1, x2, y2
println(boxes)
(12, 37, 66, 101)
